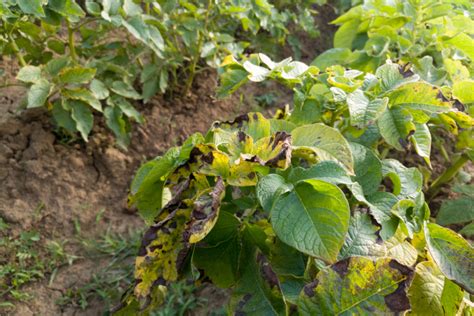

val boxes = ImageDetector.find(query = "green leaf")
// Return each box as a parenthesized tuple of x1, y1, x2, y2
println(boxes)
(377, 107, 415, 151)
(104, 106, 131, 149)
(375, 62, 419, 92)
(333, 19, 359, 49)
(346, 90, 387, 128)
(453, 80, 474, 104)
(52, 101, 76, 133)
(410, 123, 431, 166)
(437, 197, 474, 226)
(271, 179, 350, 263)
(108, 96, 143, 123)
(129, 148, 181, 223)
(382, 159, 423, 200)
(311, 48, 352, 70)
(412, 56, 447, 86)
(110, 81, 142, 100)
(382, 229, 418, 267)
(45, 57, 70, 76)
(27, 79, 52, 108)
(459, 222, 474, 238)
(388, 82, 451, 115)
(217, 68, 249, 98)
(256, 174, 293, 212)
(350, 142, 382, 195)
(16, 65, 42, 83)
(298, 257, 412, 315)
(69, 100, 94, 141)
(339, 214, 417, 266)
(48, 0, 85, 19)
(229, 229, 286, 315)
(281, 61, 309, 80)
(445, 33, 474, 61)
(123, 0, 143, 16)
(63, 88, 102, 112)
(193, 212, 241, 288)
(288, 161, 352, 186)
(408, 261, 464, 316)
(17, 0, 45, 17)
(425, 223, 474, 293)
(90, 79, 109, 100)
(366, 191, 399, 240)
(292, 123, 354, 174)
(338, 212, 384, 260)
(58, 67, 96, 84)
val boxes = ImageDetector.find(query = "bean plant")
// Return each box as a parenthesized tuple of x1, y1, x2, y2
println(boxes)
(0, 0, 322, 146)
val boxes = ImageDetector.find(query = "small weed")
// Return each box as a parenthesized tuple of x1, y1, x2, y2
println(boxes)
(254, 93, 278, 108)
(57, 229, 141, 311)
(0, 220, 76, 309)
(151, 281, 206, 316)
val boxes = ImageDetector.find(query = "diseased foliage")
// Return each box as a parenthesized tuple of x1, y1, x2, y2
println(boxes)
(117, 109, 473, 314)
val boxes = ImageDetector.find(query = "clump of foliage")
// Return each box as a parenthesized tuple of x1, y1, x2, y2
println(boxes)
(313, 0, 473, 85)
(114, 61, 473, 313)
(220, 54, 473, 177)
(0, 0, 322, 146)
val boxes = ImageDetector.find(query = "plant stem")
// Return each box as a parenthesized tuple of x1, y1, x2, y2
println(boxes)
(184, 0, 213, 94)
(0, 82, 26, 89)
(9, 34, 27, 67)
(427, 153, 469, 200)
(67, 20, 78, 62)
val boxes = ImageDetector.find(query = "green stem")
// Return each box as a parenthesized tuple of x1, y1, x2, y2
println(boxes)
(0, 82, 26, 89)
(427, 153, 469, 199)
(184, 0, 213, 94)
(9, 34, 27, 67)
(145, 2, 151, 15)
(380, 146, 390, 159)
(67, 20, 78, 62)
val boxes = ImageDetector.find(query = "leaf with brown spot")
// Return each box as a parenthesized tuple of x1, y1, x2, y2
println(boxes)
(298, 257, 412, 315)
(184, 177, 226, 243)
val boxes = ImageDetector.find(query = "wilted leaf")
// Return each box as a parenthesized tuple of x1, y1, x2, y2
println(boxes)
(184, 177, 225, 243)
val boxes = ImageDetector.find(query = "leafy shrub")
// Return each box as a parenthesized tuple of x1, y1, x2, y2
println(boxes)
(0, 0, 322, 146)
(117, 108, 474, 314)
(313, 0, 473, 85)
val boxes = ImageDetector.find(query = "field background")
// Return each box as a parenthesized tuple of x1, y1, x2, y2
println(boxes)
(0, 5, 337, 315)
